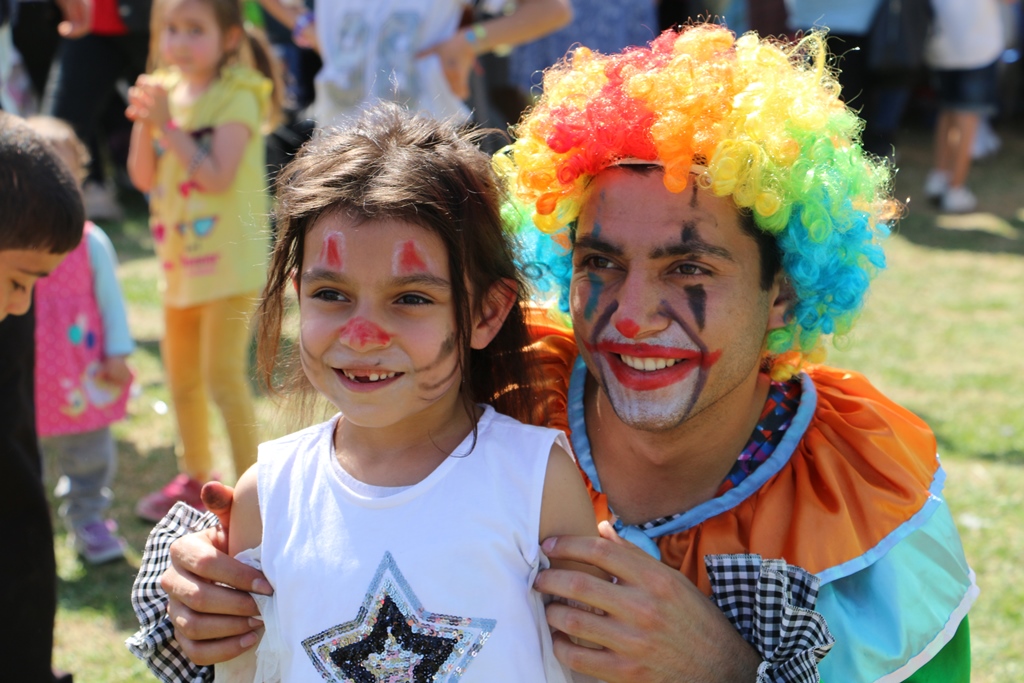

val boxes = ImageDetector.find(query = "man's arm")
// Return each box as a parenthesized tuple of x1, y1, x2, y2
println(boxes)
(127, 483, 272, 676)
(537, 523, 763, 683)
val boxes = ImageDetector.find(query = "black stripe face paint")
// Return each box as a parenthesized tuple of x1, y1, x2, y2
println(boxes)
(684, 285, 706, 331)
(659, 300, 713, 418)
(415, 333, 459, 396)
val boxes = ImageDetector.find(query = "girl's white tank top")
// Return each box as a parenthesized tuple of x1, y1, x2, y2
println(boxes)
(246, 405, 578, 682)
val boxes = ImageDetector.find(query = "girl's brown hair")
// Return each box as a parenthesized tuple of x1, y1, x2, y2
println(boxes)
(258, 104, 540, 426)
(149, 0, 284, 129)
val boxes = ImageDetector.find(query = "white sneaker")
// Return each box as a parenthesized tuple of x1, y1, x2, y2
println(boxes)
(941, 186, 978, 214)
(82, 181, 124, 222)
(924, 169, 949, 201)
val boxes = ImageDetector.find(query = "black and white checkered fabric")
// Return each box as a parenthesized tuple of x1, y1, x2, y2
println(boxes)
(126, 502, 218, 683)
(707, 554, 835, 683)
(126, 507, 834, 683)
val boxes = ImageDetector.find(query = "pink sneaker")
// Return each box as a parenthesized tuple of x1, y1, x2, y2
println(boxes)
(135, 474, 207, 522)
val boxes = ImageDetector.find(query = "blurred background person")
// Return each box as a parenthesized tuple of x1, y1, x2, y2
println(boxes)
(47, 0, 151, 221)
(126, 0, 281, 522)
(924, 0, 1018, 213)
(27, 115, 135, 565)
(254, 0, 572, 127)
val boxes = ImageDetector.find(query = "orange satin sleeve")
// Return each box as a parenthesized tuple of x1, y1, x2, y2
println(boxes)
(656, 366, 939, 594)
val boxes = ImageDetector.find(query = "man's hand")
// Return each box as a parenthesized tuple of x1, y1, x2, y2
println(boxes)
(160, 483, 272, 666)
(535, 522, 762, 682)
(55, 0, 92, 38)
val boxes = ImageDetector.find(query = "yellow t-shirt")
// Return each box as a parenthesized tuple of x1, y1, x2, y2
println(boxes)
(148, 65, 271, 307)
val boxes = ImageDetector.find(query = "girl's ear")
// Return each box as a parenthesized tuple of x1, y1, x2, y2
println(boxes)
(767, 272, 793, 331)
(470, 279, 518, 350)
(223, 25, 244, 56)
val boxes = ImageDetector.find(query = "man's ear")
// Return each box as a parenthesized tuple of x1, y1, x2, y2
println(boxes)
(470, 279, 518, 350)
(767, 272, 793, 331)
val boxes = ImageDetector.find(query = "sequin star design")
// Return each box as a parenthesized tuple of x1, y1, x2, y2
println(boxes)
(301, 552, 496, 682)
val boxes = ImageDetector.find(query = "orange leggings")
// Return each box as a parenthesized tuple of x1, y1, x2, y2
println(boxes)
(162, 293, 259, 480)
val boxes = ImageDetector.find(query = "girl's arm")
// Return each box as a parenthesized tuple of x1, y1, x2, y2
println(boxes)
(86, 226, 135, 385)
(127, 121, 157, 194)
(227, 465, 263, 559)
(158, 120, 252, 194)
(126, 75, 160, 193)
(217, 465, 264, 683)
(539, 445, 601, 550)
(128, 78, 253, 194)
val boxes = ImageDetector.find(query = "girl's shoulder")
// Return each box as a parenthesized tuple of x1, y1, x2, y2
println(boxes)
(477, 405, 571, 465)
(204, 65, 272, 127)
(483, 405, 563, 439)
(216, 65, 272, 103)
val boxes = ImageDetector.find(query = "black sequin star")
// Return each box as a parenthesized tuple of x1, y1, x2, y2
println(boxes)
(301, 552, 496, 682)
(330, 594, 456, 682)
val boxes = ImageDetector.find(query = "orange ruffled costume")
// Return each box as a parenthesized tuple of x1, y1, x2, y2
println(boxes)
(525, 310, 976, 683)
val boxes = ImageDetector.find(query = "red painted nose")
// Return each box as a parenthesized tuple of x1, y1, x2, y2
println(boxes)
(615, 318, 640, 339)
(339, 317, 391, 348)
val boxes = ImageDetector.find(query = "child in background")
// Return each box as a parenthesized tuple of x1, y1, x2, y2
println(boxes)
(216, 105, 603, 683)
(126, 0, 282, 521)
(0, 110, 86, 683)
(27, 116, 135, 565)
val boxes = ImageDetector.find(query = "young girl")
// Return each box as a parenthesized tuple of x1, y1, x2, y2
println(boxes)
(126, 0, 282, 521)
(27, 116, 135, 564)
(217, 104, 603, 682)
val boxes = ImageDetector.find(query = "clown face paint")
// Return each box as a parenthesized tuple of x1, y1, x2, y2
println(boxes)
(297, 214, 463, 431)
(393, 239, 432, 276)
(320, 230, 346, 269)
(570, 168, 780, 432)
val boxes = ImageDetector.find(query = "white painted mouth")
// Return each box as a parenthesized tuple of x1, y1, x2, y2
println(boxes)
(618, 354, 680, 372)
(342, 371, 398, 383)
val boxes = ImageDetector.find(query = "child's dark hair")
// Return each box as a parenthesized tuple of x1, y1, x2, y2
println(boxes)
(0, 112, 84, 253)
(149, 0, 285, 129)
(258, 104, 540, 426)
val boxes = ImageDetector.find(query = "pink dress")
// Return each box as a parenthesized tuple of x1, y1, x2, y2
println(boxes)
(34, 222, 130, 437)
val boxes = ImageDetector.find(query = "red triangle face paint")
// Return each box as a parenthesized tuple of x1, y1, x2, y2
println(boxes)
(396, 240, 428, 274)
(321, 233, 345, 269)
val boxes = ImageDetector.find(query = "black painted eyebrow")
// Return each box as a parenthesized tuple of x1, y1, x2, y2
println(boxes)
(649, 234, 734, 261)
(573, 233, 625, 257)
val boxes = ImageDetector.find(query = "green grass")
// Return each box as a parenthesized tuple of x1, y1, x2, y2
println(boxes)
(49, 126, 1024, 681)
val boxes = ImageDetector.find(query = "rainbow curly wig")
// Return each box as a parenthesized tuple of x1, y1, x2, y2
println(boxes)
(498, 24, 898, 380)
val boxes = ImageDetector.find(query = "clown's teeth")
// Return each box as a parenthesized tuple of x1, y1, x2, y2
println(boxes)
(619, 355, 679, 372)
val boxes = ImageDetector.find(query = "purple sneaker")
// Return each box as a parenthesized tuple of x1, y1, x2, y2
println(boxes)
(73, 519, 126, 564)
